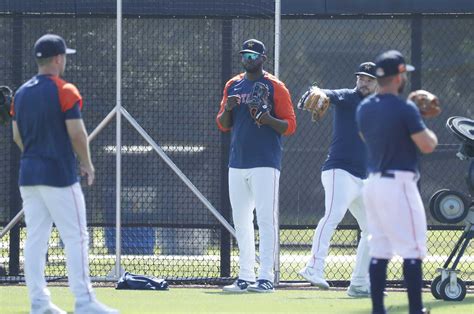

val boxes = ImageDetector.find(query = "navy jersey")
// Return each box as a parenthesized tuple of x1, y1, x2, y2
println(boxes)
(356, 93, 426, 173)
(216, 72, 296, 170)
(12, 74, 83, 187)
(321, 88, 368, 179)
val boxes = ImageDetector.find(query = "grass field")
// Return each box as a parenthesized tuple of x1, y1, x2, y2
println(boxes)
(0, 285, 473, 313)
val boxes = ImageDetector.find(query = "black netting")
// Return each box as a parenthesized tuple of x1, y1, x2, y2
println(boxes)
(0, 1, 472, 286)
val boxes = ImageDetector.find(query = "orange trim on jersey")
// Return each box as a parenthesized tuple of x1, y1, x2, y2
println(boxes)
(216, 73, 245, 132)
(264, 73, 297, 136)
(50, 76, 83, 112)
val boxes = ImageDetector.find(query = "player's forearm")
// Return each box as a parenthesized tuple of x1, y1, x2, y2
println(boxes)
(424, 128, 438, 152)
(218, 110, 233, 129)
(262, 115, 288, 134)
(70, 131, 93, 167)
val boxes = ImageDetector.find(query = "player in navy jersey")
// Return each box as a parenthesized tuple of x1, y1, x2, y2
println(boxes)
(298, 62, 378, 297)
(11, 34, 118, 314)
(216, 39, 296, 293)
(357, 50, 437, 314)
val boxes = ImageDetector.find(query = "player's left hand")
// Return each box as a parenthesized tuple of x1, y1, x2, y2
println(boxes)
(408, 90, 441, 118)
(80, 163, 95, 186)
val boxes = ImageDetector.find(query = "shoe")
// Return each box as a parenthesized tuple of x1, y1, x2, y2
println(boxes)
(298, 267, 329, 290)
(31, 301, 66, 314)
(247, 279, 275, 293)
(74, 300, 119, 314)
(222, 279, 254, 293)
(347, 285, 370, 298)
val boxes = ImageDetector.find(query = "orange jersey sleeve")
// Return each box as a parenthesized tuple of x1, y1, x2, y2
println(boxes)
(216, 74, 244, 132)
(51, 76, 83, 112)
(268, 76, 296, 136)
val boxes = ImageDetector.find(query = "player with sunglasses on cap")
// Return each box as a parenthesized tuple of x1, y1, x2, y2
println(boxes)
(216, 39, 296, 293)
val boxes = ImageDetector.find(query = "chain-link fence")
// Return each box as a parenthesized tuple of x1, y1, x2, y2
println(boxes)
(0, 1, 473, 286)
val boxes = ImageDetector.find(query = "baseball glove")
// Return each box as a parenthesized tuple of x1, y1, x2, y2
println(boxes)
(0, 86, 13, 125)
(248, 82, 271, 126)
(297, 86, 330, 122)
(408, 89, 441, 118)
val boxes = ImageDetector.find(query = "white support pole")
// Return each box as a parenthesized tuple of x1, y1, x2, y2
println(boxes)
(274, 0, 281, 284)
(114, 0, 123, 279)
(274, 0, 281, 78)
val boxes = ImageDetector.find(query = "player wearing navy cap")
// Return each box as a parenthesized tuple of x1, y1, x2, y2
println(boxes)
(11, 34, 118, 314)
(357, 50, 437, 314)
(217, 39, 296, 293)
(298, 62, 378, 297)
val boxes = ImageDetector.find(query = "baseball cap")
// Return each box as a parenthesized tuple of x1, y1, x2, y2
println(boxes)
(374, 50, 415, 78)
(34, 34, 76, 59)
(240, 39, 266, 55)
(354, 62, 376, 78)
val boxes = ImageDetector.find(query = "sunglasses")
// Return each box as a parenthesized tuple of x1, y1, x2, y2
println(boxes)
(242, 52, 260, 60)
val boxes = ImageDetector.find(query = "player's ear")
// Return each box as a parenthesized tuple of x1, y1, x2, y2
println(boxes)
(261, 55, 267, 62)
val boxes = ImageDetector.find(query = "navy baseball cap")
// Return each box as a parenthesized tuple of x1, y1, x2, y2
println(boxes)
(374, 50, 415, 78)
(34, 34, 76, 59)
(354, 62, 376, 78)
(240, 39, 266, 55)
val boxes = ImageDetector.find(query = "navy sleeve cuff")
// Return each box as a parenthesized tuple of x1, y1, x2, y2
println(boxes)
(64, 102, 82, 120)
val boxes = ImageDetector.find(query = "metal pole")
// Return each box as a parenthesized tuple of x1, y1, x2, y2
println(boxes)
(274, 0, 281, 285)
(115, 0, 123, 278)
(274, 0, 281, 78)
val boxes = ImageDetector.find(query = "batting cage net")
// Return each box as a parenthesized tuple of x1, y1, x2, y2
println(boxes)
(0, 0, 473, 287)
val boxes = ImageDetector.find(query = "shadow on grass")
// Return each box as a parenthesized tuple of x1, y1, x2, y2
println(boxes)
(424, 294, 474, 310)
(349, 294, 474, 314)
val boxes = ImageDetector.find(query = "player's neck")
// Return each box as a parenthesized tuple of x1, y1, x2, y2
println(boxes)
(378, 86, 399, 96)
(245, 69, 264, 81)
(38, 66, 60, 77)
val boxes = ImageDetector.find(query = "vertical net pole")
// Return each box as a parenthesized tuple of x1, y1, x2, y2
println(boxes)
(274, 0, 281, 285)
(114, 0, 123, 278)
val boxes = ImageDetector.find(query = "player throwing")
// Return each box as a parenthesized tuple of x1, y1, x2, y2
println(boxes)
(216, 39, 296, 293)
(298, 62, 377, 297)
(11, 34, 118, 314)
(357, 50, 437, 314)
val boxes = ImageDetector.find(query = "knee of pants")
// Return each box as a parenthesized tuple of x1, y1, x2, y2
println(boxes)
(61, 231, 89, 247)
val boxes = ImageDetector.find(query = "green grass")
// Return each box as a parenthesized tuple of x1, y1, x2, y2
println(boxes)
(0, 286, 472, 313)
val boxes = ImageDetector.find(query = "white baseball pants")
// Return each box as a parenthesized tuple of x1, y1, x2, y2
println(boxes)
(363, 171, 427, 259)
(306, 169, 370, 286)
(228, 167, 280, 283)
(21, 183, 95, 305)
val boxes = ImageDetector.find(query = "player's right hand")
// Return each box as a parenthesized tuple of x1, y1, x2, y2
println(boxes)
(225, 95, 240, 111)
(80, 163, 95, 186)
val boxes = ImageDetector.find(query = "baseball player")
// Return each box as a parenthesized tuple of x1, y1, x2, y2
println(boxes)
(216, 39, 296, 293)
(357, 50, 437, 314)
(298, 62, 378, 297)
(11, 34, 118, 314)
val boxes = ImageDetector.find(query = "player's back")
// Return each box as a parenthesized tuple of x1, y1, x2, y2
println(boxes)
(13, 74, 81, 187)
(357, 93, 425, 174)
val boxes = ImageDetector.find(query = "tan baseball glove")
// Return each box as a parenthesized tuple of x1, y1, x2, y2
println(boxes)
(408, 90, 441, 118)
(297, 86, 330, 122)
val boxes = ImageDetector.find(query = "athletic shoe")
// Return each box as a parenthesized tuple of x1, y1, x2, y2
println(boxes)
(298, 267, 329, 290)
(30, 301, 66, 314)
(74, 300, 119, 314)
(222, 279, 254, 293)
(247, 279, 275, 293)
(347, 285, 370, 298)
